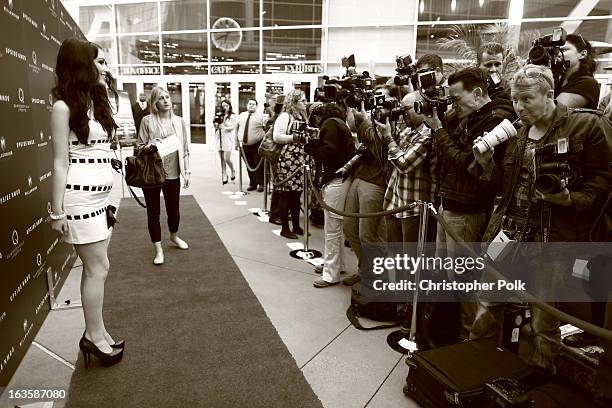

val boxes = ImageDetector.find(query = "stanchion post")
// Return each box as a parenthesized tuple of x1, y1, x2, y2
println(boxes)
(119, 146, 125, 199)
(289, 163, 321, 260)
(408, 201, 429, 344)
(263, 159, 268, 213)
(386, 201, 429, 354)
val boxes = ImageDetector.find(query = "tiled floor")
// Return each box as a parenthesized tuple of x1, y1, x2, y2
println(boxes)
(1, 145, 420, 408)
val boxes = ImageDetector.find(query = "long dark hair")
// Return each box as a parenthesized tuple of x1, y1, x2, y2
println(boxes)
(566, 34, 596, 76)
(221, 100, 233, 118)
(52, 38, 116, 144)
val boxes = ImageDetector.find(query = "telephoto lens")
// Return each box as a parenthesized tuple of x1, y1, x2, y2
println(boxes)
(474, 119, 517, 154)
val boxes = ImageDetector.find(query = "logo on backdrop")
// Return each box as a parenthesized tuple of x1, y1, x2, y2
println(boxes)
(12, 230, 18, 245)
(23, 319, 28, 332)
(3, 0, 18, 20)
(47, 202, 51, 214)
(36, 253, 41, 266)
(38, 130, 48, 148)
(1, 136, 15, 164)
(24, 174, 37, 196)
(32, 51, 37, 65)
(18, 88, 24, 104)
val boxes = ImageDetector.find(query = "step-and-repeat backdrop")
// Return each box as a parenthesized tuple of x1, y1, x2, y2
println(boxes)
(0, 0, 85, 387)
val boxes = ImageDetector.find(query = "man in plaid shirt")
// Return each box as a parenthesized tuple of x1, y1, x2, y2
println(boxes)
(376, 91, 437, 253)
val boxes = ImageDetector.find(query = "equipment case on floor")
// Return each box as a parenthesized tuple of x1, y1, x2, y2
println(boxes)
(404, 339, 534, 408)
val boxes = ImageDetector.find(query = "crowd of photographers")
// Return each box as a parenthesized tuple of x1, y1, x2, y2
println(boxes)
(258, 27, 612, 404)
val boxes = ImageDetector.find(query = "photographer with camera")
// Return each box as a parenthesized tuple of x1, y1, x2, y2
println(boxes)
(303, 102, 356, 288)
(214, 100, 237, 185)
(377, 91, 437, 249)
(470, 64, 612, 374)
(477, 43, 511, 102)
(422, 67, 517, 339)
(272, 90, 309, 239)
(341, 85, 395, 287)
(556, 34, 600, 108)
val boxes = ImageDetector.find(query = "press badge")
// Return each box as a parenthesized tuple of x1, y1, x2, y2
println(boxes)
(557, 137, 568, 154)
(486, 229, 516, 262)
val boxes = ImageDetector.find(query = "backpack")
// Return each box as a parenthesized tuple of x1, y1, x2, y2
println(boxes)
(346, 284, 406, 330)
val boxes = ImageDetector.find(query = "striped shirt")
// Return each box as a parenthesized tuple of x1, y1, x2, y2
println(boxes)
(383, 126, 436, 218)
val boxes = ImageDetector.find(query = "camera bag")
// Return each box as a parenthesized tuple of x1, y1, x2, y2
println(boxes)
(404, 339, 534, 408)
(346, 284, 404, 330)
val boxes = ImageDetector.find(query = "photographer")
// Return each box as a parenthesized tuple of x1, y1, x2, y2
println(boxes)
(415, 54, 446, 87)
(341, 85, 394, 287)
(304, 103, 356, 288)
(272, 90, 308, 239)
(470, 65, 612, 374)
(422, 67, 517, 339)
(477, 42, 511, 101)
(377, 91, 437, 249)
(214, 101, 237, 184)
(556, 34, 600, 108)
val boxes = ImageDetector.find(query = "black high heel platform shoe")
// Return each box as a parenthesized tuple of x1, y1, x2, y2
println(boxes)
(83, 331, 124, 349)
(222, 175, 228, 185)
(79, 335, 124, 369)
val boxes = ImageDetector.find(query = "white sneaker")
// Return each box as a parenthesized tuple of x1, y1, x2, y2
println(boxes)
(153, 252, 164, 265)
(171, 236, 189, 249)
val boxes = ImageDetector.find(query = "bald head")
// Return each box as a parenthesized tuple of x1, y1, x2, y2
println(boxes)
(402, 91, 425, 129)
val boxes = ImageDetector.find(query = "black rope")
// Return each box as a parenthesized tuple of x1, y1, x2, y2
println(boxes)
(306, 171, 418, 218)
(429, 206, 612, 342)
(238, 145, 264, 172)
(272, 165, 303, 188)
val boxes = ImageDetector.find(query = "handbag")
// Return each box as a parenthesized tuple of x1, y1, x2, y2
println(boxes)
(125, 144, 166, 188)
(258, 116, 291, 164)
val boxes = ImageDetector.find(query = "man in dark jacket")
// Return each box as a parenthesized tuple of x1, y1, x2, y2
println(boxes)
(423, 67, 517, 339)
(470, 65, 611, 374)
(131, 92, 150, 136)
(305, 103, 355, 288)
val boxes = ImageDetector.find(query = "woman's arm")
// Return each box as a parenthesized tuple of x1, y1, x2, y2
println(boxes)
(50, 101, 70, 233)
(138, 116, 151, 144)
(272, 112, 294, 144)
(181, 118, 190, 171)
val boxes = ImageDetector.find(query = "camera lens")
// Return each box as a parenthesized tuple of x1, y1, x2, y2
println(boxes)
(528, 46, 550, 66)
(535, 174, 563, 194)
(414, 100, 425, 115)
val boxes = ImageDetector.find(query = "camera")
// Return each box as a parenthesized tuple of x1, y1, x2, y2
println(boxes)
(290, 120, 320, 144)
(335, 143, 368, 180)
(315, 55, 377, 109)
(414, 71, 450, 119)
(213, 107, 225, 125)
(528, 27, 569, 76)
(393, 54, 417, 87)
(474, 119, 517, 154)
(373, 99, 406, 123)
(533, 142, 573, 194)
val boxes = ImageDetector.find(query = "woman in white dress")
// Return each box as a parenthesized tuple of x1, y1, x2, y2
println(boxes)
(50, 38, 123, 368)
(214, 100, 236, 184)
(138, 86, 191, 265)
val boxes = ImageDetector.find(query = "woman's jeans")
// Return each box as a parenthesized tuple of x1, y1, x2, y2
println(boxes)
(143, 178, 181, 242)
(321, 178, 352, 283)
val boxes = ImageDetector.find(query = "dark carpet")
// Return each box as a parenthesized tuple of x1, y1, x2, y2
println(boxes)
(65, 196, 322, 408)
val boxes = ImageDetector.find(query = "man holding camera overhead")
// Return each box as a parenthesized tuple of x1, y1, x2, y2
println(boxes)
(422, 67, 517, 340)
(469, 64, 611, 374)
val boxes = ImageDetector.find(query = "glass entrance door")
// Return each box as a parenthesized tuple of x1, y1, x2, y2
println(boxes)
(188, 82, 206, 144)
